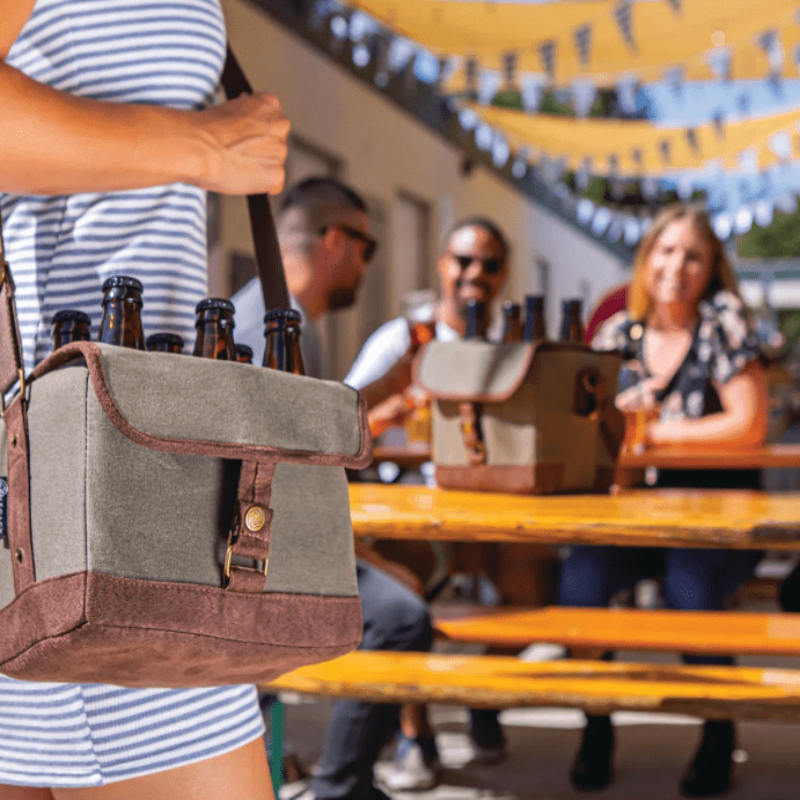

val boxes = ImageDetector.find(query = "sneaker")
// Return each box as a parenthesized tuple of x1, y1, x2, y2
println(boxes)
(378, 736, 442, 792)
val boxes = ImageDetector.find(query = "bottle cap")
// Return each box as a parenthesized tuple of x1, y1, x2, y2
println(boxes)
(263, 308, 301, 324)
(53, 309, 91, 325)
(195, 297, 235, 315)
(235, 343, 254, 359)
(102, 275, 143, 293)
(146, 332, 185, 350)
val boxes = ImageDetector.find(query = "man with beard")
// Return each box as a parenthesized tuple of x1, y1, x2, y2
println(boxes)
(343, 218, 516, 776)
(232, 176, 375, 375)
(346, 217, 510, 433)
(234, 178, 433, 800)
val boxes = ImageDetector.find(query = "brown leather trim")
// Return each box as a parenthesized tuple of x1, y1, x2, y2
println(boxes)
(4, 397, 34, 592)
(31, 342, 374, 468)
(0, 571, 363, 687)
(0, 272, 24, 397)
(436, 463, 566, 494)
(416, 341, 617, 403)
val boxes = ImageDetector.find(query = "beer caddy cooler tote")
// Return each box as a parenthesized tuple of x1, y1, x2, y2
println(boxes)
(0, 47, 372, 688)
(415, 338, 624, 493)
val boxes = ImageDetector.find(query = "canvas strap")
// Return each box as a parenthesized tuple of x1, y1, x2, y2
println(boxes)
(0, 45, 291, 595)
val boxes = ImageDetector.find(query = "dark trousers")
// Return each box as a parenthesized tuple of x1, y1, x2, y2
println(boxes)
(558, 545, 760, 666)
(313, 560, 433, 800)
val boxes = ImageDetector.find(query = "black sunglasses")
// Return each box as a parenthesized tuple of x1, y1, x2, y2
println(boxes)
(450, 253, 503, 275)
(320, 224, 378, 263)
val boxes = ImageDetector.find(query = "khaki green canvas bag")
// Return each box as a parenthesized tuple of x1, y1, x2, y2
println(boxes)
(416, 339, 624, 494)
(0, 47, 371, 689)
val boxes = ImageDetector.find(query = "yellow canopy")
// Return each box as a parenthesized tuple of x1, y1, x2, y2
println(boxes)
(472, 103, 800, 175)
(348, 0, 800, 86)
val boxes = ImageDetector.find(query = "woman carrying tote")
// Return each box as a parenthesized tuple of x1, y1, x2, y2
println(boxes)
(559, 204, 769, 797)
(0, 0, 288, 795)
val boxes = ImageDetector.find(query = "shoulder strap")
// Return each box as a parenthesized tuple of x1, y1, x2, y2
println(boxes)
(221, 45, 290, 312)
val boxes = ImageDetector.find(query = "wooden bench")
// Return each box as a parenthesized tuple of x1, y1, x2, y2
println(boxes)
(265, 650, 800, 723)
(432, 605, 800, 656)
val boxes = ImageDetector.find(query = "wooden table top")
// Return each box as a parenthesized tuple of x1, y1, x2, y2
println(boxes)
(349, 482, 800, 550)
(372, 443, 800, 472)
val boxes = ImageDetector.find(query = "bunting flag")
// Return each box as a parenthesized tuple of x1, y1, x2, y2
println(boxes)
(477, 70, 501, 105)
(665, 0, 682, 14)
(663, 65, 685, 94)
(464, 56, 479, 99)
(756, 29, 784, 78)
(576, 157, 592, 190)
(521, 74, 546, 113)
(573, 23, 592, 66)
(705, 46, 732, 82)
(539, 39, 557, 79)
(501, 51, 518, 93)
(685, 128, 699, 153)
(616, 75, 639, 115)
(612, 1, 636, 51)
(571, 79, 598, 118)
(712, 112, 725, 138)
(659, 139, 671, 165)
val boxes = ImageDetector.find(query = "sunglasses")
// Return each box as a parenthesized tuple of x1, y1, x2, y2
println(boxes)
(450, 253, 504, 275)
(321, 224, 378, 263)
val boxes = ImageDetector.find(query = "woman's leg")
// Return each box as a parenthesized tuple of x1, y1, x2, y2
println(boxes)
(663, 548, 759, 797)
(51, 738, 273, 800)
(0, 786, 54, 799)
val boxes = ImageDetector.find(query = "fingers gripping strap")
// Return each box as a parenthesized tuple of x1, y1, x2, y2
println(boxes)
(226, 460, 276, 593)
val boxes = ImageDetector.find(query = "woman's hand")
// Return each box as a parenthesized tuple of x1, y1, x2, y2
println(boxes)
(193, 92, 290, 195)
(615, 377, 665, 413)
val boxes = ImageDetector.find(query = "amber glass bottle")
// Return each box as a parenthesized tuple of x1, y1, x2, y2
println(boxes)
(559, 299, 584, 343)
(464, 300, 488, 340)
(500, 301, 523, 342)
(193, 298, 236, 360)
(52, 310, 91, 349)
(522, 295, 547, 341)
(234, 343, 254, 364)
(98, 276, 146, 349)
(146, 333, 185, 354)
(263, 308, 305, 375)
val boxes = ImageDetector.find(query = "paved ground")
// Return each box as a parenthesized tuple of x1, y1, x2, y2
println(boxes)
(271, 645, 800, 800)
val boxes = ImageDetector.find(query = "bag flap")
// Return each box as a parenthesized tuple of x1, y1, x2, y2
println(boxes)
(415, 339, 616, 402)
(31, 342, 373, 468)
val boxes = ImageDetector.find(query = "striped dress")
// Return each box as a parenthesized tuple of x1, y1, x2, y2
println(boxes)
(0, 0, 265, 787)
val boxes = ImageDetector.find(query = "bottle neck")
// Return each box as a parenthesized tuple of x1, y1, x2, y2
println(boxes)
(193, 321, 235, 359)
(99, 299, 145, 349)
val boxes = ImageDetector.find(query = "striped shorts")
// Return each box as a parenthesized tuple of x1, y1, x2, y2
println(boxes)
(0, 676, 265, 787)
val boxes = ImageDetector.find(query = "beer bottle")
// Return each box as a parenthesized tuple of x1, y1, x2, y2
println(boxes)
(98, 276, 146, 349)
(146, 332, 185, 354)
(500, 301, 523, 342)
(52, 310, 91, 349)
(193, 298, 236, 360)
(559, 299, 584, 343)
(234, 344, 254, 364)
(464, 300, 488, 340)
(522, 295, 547, 341)
(263, 308, 305, 375)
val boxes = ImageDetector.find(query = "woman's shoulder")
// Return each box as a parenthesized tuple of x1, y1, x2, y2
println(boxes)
(592, 310, 635, 351)
(699, 289, 747, 321)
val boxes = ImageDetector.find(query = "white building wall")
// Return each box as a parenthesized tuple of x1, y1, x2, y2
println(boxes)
(219, 0, 629, 378)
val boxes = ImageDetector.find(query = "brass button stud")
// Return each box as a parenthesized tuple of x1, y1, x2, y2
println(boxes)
(15, 548, 24, 563)
(244, 506, 266, 533)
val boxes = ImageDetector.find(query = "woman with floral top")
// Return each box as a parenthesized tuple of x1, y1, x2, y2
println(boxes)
(559, 204, 769, 798)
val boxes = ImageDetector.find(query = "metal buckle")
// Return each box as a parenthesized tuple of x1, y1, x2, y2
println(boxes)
(223, 544, 269, 584)
(0, 261, 13, 294)
(1, 369, 26, 417)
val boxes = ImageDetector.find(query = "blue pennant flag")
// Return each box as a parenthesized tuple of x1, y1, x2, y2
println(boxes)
(502, 51, 518, 92)
(539, 39, 557, 79)
(613, 1, 636, 50)
(573, 24, 592, 66)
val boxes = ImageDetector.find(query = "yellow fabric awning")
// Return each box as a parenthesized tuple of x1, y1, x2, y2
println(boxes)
(348, 0, 800, 86)
(472, 103, 800, 175)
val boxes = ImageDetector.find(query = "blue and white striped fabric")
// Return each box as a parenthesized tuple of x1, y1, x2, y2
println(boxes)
(0, 0, 267, 787)
(2, 0, 227, 372)
(0, 681, 265, 786)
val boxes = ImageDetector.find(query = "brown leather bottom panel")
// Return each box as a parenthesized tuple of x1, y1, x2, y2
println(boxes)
(436, 463, 566, 494)
(0, 572, 362, 687)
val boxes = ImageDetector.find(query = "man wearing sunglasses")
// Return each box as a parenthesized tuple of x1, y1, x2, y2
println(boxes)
(233, 175, 377, 372)
(346, 216, 510, 417)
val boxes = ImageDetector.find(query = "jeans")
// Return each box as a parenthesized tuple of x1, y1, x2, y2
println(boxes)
(313, 560, 433, 800)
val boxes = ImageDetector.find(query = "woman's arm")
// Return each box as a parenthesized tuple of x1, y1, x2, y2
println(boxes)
(0, 61, 289, 196)
(646, 361, 769, 448)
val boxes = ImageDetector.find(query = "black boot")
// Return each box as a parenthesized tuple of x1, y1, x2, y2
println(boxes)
(570, 714, 614, 792)
(680, 720, 734, 797)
